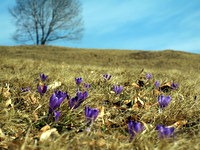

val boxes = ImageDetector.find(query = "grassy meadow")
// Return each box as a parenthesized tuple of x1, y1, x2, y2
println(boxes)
(0, 46, 200, 150)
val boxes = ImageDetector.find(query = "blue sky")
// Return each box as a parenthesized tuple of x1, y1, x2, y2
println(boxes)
(0, 0, 200, 54)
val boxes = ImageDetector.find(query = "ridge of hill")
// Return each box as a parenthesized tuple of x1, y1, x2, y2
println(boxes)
(0, 45, 199, 71)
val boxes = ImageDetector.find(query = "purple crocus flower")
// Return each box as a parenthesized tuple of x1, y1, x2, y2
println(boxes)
(49, 91, 68, 113)
(154, 81, 160, 89)
(156, 125, 175, 138)
(69, 91, 88, 109)
(37, 84, 48, 96)
(113, 85, 123, 95)
(40, 73, 48, 81)
(171, 82, 179, 90)
(75, 77, 82, 86)
(128, 120, 144, 140)
(103, 74, 112, 80)
(21, 87, 30, 92)
(85, 106, 99, 124)
(146, 73, 152, 80)
(54, 111, 61, 122)
(158, 95, 171, 109)
(84, 83, 91, 89)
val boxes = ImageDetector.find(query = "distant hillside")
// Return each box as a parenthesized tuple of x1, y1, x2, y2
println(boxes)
(0, 45, 199, 71)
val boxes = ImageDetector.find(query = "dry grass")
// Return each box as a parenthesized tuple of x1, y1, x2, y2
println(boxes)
(0, 46, 200, 150)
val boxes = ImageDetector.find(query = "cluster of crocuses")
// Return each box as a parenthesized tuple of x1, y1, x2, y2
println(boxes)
(154, 80, 179, 90)
(128, 120, 175, 141)
(21, 73, 48, 93)
(127, 95, 174, 141)
(154, 80, 178, 109)
(47, 76, 98, 124)
(49, 90, 69, 122)
(47, 74, 119, 123)
(127, 73, 179, 141)
(38, 73, 178, 140)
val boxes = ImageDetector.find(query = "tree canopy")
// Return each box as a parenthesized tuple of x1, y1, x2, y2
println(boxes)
(9, 0, 84, 45)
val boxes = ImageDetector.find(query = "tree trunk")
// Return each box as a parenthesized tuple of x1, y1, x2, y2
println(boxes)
(41, 40, 46, 45)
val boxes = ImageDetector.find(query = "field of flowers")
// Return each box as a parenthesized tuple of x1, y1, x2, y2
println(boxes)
(0, 46, 200, 149)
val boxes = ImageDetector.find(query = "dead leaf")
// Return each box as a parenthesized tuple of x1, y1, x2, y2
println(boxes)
(21, 93, 39, 107)
(0, 128, 6, 140)
(124, 99, 131, 105)
(29, 94, 38, 104)
(39, 128, 59, 142)
(170, 120, 187, 129)
(144, 102, 152, 110)
(132, 103, 139, 110)
(1, 88, 11, 98)
(136, 97, 145, 106)
(40, 125, 51, 132)
(159, 82, 173, 92)
(96, 138, 106, 147)
(153, 89, 161, 96)
(33, 112, 39, 122)
(5, 98, 13, 107)
(132, 83, 140, 88)
(48, 81, 62, 90)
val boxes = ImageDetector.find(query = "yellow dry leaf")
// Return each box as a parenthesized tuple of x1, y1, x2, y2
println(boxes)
(98, 106, 105, 124)
(0, 128, 6, 140)
(40, 125, 51, 132)
(98, 106, 105, 118)
(132, 83, 140, 88)
(39, 128, 59, 142)
(171, 120, 187, 128)
(163, 82, 171, 87)
(124, 99, 131, 105)
(33, 112, 39, 122)
(137, 97, 144, 106)
(132, 103, 139, 110)
(144, 102, 152, 110)
(48, 81, 62, 90)
(97, 138, 106, 147)
(5, 98, 13, 107)
(29, 94, 38, 104)
(2, 89, 11, 98)
(153, 89, 161, 96)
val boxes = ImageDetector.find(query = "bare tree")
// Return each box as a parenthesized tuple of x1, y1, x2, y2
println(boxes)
(9, 0, 83, 45)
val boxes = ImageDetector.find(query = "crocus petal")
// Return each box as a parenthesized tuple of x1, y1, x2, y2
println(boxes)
(155, 81, 160, 89)
(103, 74, 111, 80)
(171, 82, 179, 90)
(113, 85, 123, 95)
(75, 77, 82, 85)
(49, 93, 59, 111)
(40, 73, 48, 81)
(158, 95, 171, 108)
(84, 83, 91, 89)
(156, 125, 174, 138)
(38, 84, 48, 95)
(21, 87, 30, 92)
(49, 91, 68, 112)
(69, 97, 79, 109)
(146, 73, 152, 80)
(54, 111, 61, 122)
(128, 120, 144, 140)
(69, 91, 88, 109)
(85, 106, 99, 122)
(82, 91, 88, 100)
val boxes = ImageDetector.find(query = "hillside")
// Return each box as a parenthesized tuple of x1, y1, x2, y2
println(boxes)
(0, 46, 199, 70)
(0, 46, 200, 149)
